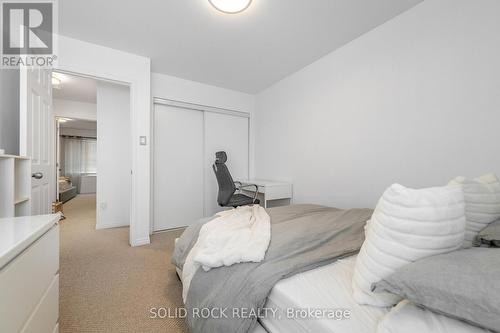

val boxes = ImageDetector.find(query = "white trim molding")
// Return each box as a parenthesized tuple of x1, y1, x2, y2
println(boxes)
(153, 97, 250, 118)
(130, 236, 151, 247)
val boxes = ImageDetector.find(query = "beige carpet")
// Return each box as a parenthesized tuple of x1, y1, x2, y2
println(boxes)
(59, 194, 189, 333)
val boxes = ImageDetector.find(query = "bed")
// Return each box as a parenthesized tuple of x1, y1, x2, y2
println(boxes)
(177, 256, 490, 333)
(260, 255, 387, 333)
(59, 177, 77, 203)
(173, 204, 375, 332)
(177, 255, 387, 333)
(173, 202, 495, 333)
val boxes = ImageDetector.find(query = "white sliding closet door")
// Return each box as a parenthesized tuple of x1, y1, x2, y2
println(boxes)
(204, 112, 249, 217)
(153, 105, 204, 231)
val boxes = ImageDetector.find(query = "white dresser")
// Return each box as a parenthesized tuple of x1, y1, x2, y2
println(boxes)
(0, 214, 60, 333)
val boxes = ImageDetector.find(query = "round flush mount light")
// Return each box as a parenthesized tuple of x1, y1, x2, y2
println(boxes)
(209, 0, 252, 14)
(51, 76, 62, 89)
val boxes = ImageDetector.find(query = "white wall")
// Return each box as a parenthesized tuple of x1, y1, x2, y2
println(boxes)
(152, 73, 255, 113)
(0, 69, 19, 155)
(96, 81, 131, 229)
(53, 99, 97, 121)
(254, 0, 500, 209)
(56, 35, 151, 246)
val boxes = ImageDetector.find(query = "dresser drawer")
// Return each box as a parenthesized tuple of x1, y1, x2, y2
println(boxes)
(0, 225, 59, 333)
(264, 184, 292, 200)
(21, 275, 59, 333)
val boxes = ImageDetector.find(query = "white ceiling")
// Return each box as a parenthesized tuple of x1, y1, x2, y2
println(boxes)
(60, 119, 97, 130)
(52, 72, 97, 103)
(59, 0, 422, 93)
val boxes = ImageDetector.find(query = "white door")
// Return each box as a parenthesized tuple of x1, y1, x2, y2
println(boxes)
(153, 104, 204, 231)
(204, 112, 249, 216)
(20, 67, 54, 215)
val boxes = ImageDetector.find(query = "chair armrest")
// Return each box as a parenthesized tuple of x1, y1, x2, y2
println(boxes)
(235, 182, 259, 203)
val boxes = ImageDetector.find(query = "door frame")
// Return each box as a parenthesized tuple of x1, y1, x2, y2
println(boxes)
(151, 97, 251, 233)
(53, 36, 151, 247)
(52, 69, 132, 224)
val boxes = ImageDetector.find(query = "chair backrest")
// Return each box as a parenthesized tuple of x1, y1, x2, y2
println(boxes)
(212, 151, 236, 206)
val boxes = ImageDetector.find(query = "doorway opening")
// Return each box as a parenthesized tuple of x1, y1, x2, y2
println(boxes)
(57, 116, 97, 203)
(52, 71, 131, 230)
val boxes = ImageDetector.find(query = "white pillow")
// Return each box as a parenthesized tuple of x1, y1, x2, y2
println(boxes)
(377, 300, 490, 333)
(449, 173, 500, 248)
(352, 184, 465, 307)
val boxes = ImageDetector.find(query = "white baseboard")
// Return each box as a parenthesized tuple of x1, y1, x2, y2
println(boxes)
(130, 236, 150, 247)
(95, 222, 129, 230)
(94, 220, 150, 247)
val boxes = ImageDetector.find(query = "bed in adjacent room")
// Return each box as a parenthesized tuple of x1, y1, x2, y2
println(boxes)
(59, 176, 77, 203)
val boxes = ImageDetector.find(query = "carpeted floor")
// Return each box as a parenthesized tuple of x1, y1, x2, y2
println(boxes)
(59, 194, 189, 333)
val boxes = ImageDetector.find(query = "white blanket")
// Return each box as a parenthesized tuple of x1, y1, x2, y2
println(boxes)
(182, 204, 271, 301)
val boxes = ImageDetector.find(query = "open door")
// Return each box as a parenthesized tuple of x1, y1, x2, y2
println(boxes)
(19, 66, 55, 215)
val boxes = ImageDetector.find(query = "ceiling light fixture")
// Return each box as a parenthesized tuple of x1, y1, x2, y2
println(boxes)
(52, 75, 62, 89)
(209, 0, 252, 14)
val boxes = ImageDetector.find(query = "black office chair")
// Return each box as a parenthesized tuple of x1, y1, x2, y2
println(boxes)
(212, 151, 260, 208)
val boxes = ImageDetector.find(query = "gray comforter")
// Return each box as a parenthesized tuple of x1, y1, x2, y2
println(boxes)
(172, 204, 373, 333)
